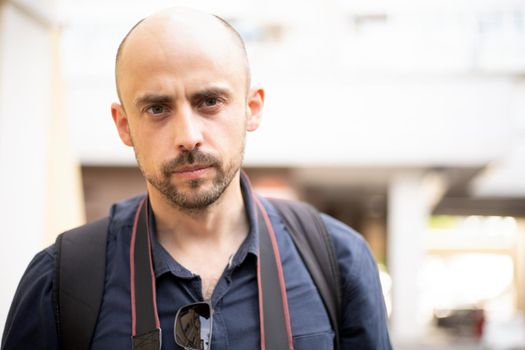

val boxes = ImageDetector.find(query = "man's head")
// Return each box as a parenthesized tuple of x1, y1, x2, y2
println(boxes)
(111, 8, 264, 211)
(114, 12, 251, 101)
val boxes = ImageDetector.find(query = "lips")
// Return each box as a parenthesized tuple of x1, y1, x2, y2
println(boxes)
(173, 165, 210, 173)
(171, 165, 212, 180)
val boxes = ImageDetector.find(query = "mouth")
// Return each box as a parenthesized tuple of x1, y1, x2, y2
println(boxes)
(171, 165, 213, 180)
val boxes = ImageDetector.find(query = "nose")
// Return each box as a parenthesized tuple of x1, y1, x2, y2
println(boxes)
(173, 104, 203, 151)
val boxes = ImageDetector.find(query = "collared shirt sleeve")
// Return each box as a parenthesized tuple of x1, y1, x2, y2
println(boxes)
(1, 246, 59, 350)
(321, 214, 393, 350)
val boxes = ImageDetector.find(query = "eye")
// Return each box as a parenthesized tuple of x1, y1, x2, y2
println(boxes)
(192, 92, 228, 113)
(147, 105, 165, 114)
(203, 97, 218, 107)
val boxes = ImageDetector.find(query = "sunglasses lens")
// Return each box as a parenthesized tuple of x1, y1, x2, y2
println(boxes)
(174, 302, 212, 350)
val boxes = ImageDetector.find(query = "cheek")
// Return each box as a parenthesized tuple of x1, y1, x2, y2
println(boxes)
(218, 119, 246, 146)
(132, 121, 169, 150)
(223, 123, 248, 157)
(132, 133, 166, 168)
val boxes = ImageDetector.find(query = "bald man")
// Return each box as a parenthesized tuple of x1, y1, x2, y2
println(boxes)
(2, 8, 391, 350)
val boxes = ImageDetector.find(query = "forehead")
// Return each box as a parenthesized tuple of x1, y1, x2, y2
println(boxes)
(117, 16, 247, 100)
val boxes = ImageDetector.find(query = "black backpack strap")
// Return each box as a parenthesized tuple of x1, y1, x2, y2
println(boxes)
(53, 217, 110, 350)
(268, 198, 342, 350)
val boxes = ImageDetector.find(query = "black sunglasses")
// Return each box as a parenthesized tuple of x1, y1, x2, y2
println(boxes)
(174, 301, 213, 350)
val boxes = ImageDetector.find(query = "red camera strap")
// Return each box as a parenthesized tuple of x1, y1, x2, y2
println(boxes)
(130, 198, 161, 350)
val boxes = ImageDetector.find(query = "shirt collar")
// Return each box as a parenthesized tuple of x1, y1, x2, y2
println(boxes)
(149, 171, 259, 278)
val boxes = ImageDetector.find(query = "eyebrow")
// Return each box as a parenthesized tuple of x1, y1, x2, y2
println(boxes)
(190, 87, 233, 103)
(134, 94, 174, 108)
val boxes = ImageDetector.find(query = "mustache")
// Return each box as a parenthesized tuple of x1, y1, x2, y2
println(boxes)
(161, 149, 219, 176)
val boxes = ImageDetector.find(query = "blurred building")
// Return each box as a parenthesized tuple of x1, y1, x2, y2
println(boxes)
(1, 0, 525, 348)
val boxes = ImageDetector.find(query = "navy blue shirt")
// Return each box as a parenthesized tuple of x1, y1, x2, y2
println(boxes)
(2, 177, 391, 349)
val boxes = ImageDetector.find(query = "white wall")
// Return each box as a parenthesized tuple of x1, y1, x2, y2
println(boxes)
(0, 0, 86, 333)
(0, 1, 53, 331)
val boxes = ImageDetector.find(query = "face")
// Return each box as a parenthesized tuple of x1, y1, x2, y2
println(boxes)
(112, 16, 263, 210)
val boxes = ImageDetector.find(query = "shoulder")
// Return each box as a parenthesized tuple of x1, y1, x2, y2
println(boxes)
(24, 244, 56, 279)
(260, 196, 371, 258)
(320, 213, 380, 290)
(7, 241, 61, 311)
(320, 214, 375, 266)
(320, 213, 369, 254)
(260, 197, 391, 347)
(13, 244, 57, 288)
(261, 197, 378, 286)
(2, 246, 59, 348)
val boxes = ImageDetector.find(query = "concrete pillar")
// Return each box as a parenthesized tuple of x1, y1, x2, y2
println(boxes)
(516, 218, 525, 313)
(387, 170, 447, 343)
(0, 1, 52, 331)
(44, 22, 85, 245)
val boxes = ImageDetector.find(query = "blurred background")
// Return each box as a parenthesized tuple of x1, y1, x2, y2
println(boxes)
(1, 0, 525, 348)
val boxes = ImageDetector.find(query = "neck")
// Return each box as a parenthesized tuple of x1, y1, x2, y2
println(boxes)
(147, 172, 249, 251)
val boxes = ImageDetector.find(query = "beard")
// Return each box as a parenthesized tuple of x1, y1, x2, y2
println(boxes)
(138, 147, 243, 210)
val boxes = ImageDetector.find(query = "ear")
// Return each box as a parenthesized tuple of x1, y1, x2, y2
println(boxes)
(246, 87, 264, 132)
(111, 103, 133, 147)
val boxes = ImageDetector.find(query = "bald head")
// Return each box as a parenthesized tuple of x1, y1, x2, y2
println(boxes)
(115, 8, 250, 103)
